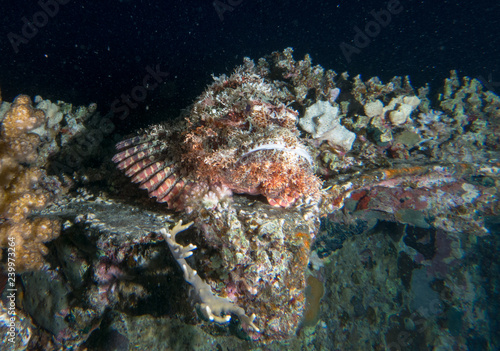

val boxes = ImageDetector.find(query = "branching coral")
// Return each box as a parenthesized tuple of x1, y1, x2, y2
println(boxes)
(159, 221, 259, 333)
(0, 95, 60, 271)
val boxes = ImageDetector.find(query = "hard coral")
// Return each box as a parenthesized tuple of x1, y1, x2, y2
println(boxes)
(0, 95, 60, 271)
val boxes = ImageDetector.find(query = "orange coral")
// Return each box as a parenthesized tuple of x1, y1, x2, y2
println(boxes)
(0, 95, 60, 271)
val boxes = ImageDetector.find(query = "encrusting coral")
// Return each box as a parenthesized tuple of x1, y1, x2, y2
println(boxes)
(0, 95, 60, 271)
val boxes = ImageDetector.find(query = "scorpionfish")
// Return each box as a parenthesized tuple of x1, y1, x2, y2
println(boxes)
(113, 66, 322, 212)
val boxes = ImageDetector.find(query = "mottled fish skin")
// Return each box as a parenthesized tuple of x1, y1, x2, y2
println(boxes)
(113, 70, 322, 212)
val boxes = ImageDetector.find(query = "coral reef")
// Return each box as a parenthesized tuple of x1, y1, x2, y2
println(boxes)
(192, 196, 317, 340)
(0, 90, 109, 271)
(110, 48, 498, 343)
(2, 48, 497, 349)
(18, 188, 318, 346)
(20, 182, 497, 349)
(306, 205, 499, 350)
(0, 300, 34, 351)
(0, 95, 61, 271)
(0, 94, 101, 170)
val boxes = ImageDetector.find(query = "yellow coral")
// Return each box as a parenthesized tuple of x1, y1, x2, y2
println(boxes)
(0, 95, 60, 271)
(1, 95, 44, 139)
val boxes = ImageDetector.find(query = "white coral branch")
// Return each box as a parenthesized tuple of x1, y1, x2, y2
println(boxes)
(159, 221, 260, 332)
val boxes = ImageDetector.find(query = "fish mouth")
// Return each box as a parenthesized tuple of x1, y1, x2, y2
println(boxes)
(225, 141, 320, 208)
(238, 141, 313, 166)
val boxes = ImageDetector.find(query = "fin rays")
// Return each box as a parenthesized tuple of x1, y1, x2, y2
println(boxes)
(113, 136, 188, 210)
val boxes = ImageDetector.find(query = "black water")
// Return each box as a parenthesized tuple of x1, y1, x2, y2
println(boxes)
(0, 0, 498, 132)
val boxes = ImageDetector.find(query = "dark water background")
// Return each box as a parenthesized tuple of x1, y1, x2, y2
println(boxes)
(0, 0, 499, 133)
